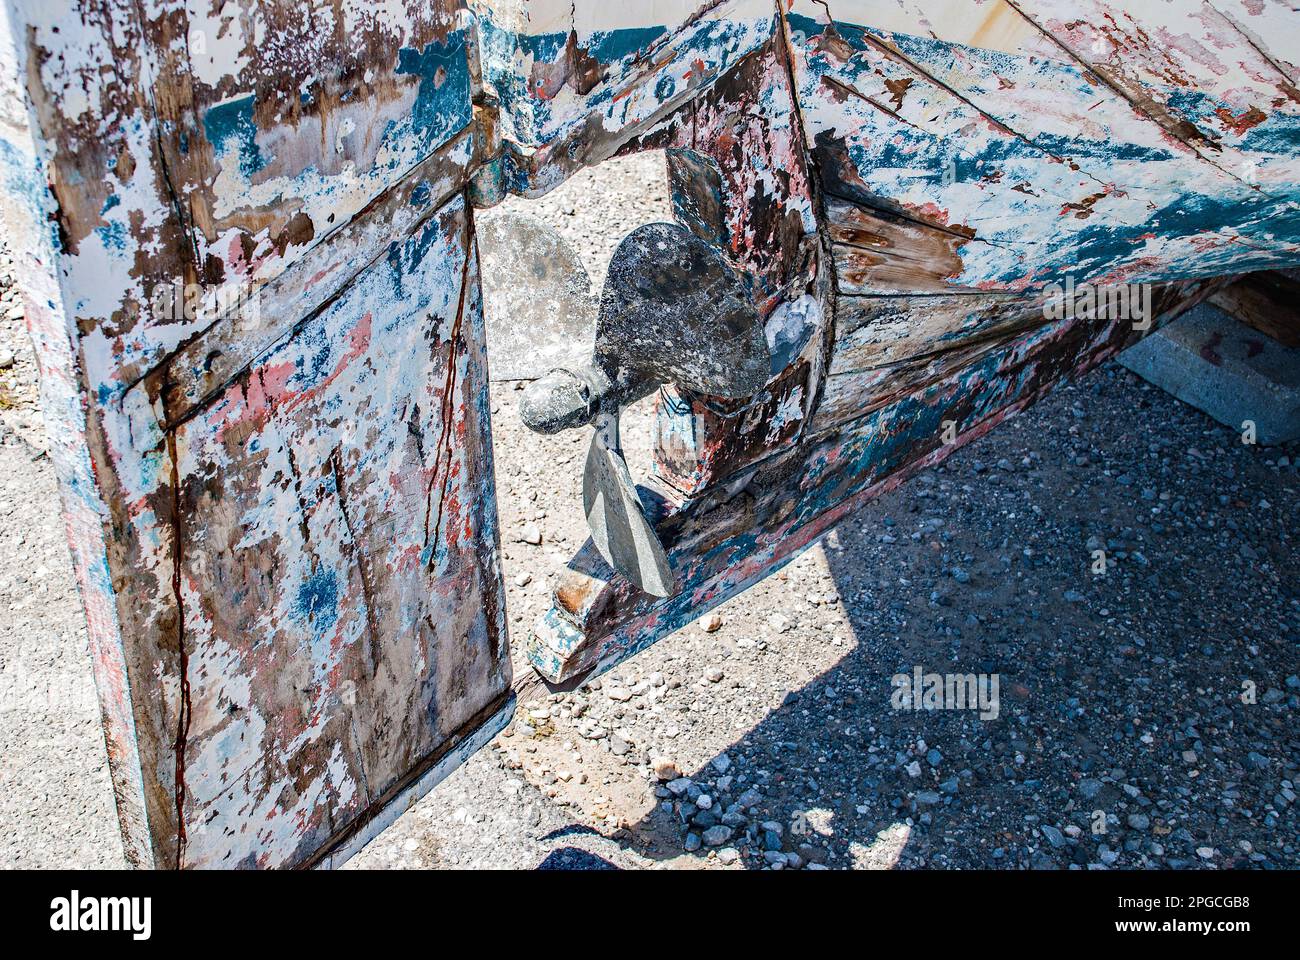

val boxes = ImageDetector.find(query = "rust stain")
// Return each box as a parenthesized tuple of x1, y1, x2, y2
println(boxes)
(423, 217, 474, 558)
(164, 428, 190, 870)
(1060, 190, 1108, 219)
(1214, 105, 1268, 136)
(883, 75, 913, 111)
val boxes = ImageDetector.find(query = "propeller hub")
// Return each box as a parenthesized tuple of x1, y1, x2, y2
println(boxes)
(509, 220, 771, 597)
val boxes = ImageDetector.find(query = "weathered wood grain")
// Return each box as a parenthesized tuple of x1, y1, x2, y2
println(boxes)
(171, 197, 508, 868)
(1210, 268, 1300, 347)
(784, 0, 1300, 290)
(158, 128, 477, 421)
(476, 0, 779, 194)
(827, 197, 998, 294)
(0, 0, 510, 869)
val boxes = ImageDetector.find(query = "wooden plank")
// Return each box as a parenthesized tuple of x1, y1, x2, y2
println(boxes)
(158, 129, 477, 421)
(1008, 0, 1300, 185)
(815, 281, 1215, 432)
(0, 0, 508, 869)
(168, 196, 508, 869)
(2, 0, 190, 870)
(1210, 270, 1300, 347)
(146, 0, 476, 354)
(784, 0, 1300, 291)
(862, 0, 1287, 226)
(477, 0, 779, 193)
(812, 292, 1043, 428)
(827, 197, 1003, 294)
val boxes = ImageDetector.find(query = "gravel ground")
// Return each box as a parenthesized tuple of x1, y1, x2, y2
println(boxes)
(1, 154, 1296, 870)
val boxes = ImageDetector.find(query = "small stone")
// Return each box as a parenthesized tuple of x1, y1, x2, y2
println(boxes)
(702, 825, 732, 846)
(683, 832, 702, 853)
(717, 847, 739, 865)
(519, 523, 542, 545)
(905, 760, 922, 778)
(711, 753, 732, 775)
(652, 757, 681, 781)
(700, 612, 723, 632)
(0, 349, 14, 370)
(512, 571, 532, 587)
(721, 809, 746, 828)
(666, 777, 693, 797)
(1041, 825, 1066, 849)
(705, 667, 724, 683)
(692, 809, 719, 829)
(1126, 813, 1150, 831)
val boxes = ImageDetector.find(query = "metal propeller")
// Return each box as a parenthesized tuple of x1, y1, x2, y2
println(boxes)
(501, 219, 769, 596)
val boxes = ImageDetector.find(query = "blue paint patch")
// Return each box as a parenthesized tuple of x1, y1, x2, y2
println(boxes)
(0, 135, 60, 254)
(202, 94, 268, 178)
(1238, 108, 1300, 157)
(95, 219, 128, 251)
(101, 194, 120, 214)
(477, 14, 769, 158)
(585, 26, 668, 64)
(790, 11, 1300, 286)
(294, 569, 339, 634)
(396, 32, 474, 149)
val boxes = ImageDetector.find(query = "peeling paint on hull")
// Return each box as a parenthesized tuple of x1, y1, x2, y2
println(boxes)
(3, 0, 1300, 868)
(0, 0, 509, 869)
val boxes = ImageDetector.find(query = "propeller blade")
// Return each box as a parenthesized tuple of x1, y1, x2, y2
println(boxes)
(596, 222, 769, 398)
(478, 211, 597, 381)
(582, 412, 674, 597)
